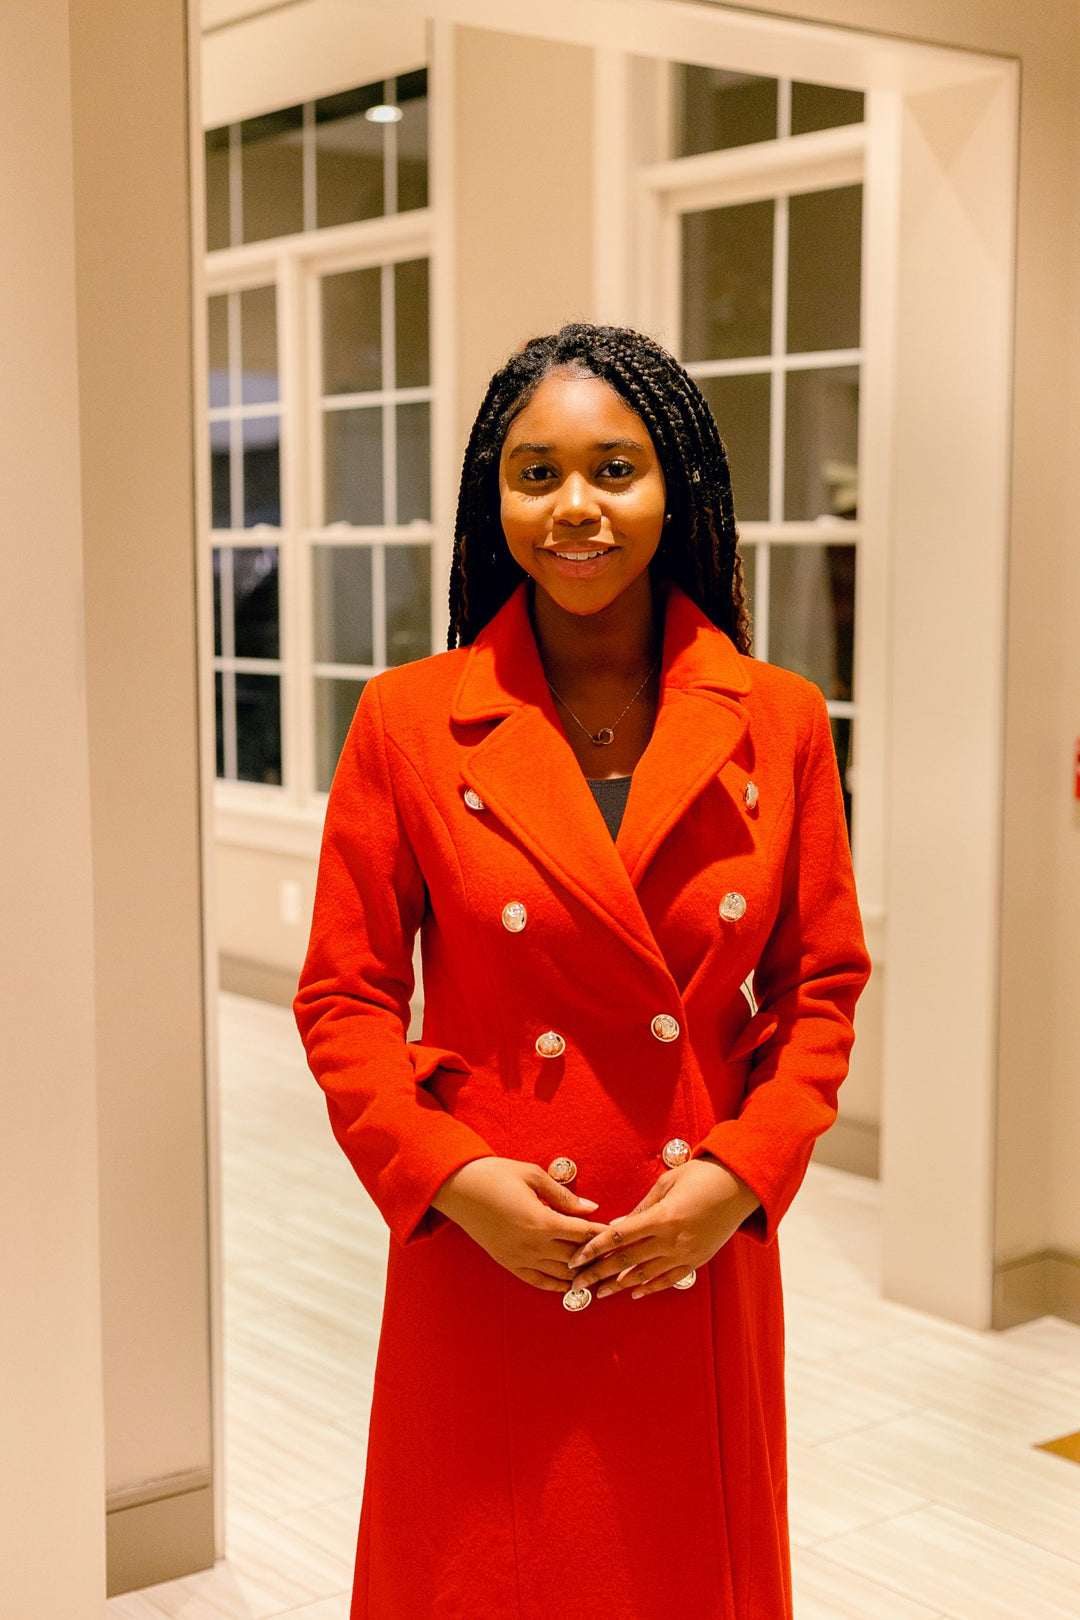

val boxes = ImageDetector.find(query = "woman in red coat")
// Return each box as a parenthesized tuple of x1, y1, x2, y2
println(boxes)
(294, 323, 870, 1619)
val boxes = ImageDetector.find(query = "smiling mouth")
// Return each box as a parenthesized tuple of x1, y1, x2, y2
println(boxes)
(547, 548, 612, 561)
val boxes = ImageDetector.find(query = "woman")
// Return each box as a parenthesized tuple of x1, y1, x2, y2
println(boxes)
(294, 323, 870, 1619)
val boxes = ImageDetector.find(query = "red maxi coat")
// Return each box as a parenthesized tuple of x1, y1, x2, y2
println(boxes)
(294, 581, 870, 1620)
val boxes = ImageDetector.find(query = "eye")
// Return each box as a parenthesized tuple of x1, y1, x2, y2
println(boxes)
(518, 463, 555, 483)
(600, 458, 636, 479)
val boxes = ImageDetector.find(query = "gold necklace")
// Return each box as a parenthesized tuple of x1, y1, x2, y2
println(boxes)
(545, 657, 661, 747)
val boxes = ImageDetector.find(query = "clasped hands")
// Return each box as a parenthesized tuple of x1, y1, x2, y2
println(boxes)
(430, 1154, 760, 1301)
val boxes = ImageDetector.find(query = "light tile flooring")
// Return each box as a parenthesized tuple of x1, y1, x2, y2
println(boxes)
(108, 993, 1080, 1620)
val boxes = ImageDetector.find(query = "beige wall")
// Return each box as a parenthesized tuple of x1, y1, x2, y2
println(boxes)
(0, 3, 108, 1612)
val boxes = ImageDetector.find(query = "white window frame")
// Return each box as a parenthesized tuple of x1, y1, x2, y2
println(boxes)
(637, 108, 875, 883)
(206, 207, 439, 854)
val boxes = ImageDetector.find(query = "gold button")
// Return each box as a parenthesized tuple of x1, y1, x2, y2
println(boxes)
(463, 788, 485, 811)
(548, 1156, 577, 1184)
(744, 781, 759, 810)
(563, 1286, 592, 1312)
(719, 891, 747, 922)
(535, 1030, 566, 1059)
(662, 1137, 691, 1168)
(501, 901, 527, 932)
(651, 1013, 680, 1042)
(672, 1269, 697, 1290)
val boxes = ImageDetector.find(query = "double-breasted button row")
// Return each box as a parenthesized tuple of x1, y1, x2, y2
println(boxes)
(662, 1137, 691, 1168)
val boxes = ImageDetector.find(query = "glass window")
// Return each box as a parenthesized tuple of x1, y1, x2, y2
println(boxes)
(315, 84, 385, 228)
(791, 82, 865, 137)
(385, 545, 432, 666)
(784, 365, 859, 522)
(208, 294, 229, 407)
(675, 65, 778, 157)
(242, 416, 281, 528)
(312, 546, 374, 667)
(240, 108, 304, 243)
(322, 267, 382, 395)
(235, 673, 282, 784)
(394, 258, 430, 388)
(205, 127, 231, 252)
(698, 374, 771, 523)
(232, 546, 280, 659)
(787, 186, 862, 354)
(210, 420, 231, 530)
(324, 408, 384, 526)
(395, 69, 429, 212)
(396, 402, 431, 524)
(681, 200, 774, 362)
(315, 677, 367, 792)
(240, 286, 279, 405)
(768, 543, 856, 701)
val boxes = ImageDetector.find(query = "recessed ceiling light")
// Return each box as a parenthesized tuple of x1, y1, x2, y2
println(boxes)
(365, 104, 403, 124)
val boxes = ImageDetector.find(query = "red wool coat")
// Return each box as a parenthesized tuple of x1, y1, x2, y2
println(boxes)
(294, 582, 870, 1620)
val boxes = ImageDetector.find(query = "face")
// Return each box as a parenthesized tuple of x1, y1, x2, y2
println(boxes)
(498, 371, 667, 618)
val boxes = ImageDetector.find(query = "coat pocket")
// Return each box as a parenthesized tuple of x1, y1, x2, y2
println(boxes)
(726, 1008, 780, 1065)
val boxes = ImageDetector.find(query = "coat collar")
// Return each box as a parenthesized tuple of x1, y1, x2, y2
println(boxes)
(451, 583, 752, 975)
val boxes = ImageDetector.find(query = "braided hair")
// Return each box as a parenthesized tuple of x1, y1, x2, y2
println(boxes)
(447, 322, 751, 653)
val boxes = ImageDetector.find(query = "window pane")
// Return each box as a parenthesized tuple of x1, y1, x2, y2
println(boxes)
(315, 676, 368, 792)
(240, 285, 278, 405)
(791, 82, 865, 137)
(787, 186, 862, 354)
(396, 401, 430, 524)
(768, 543, 855, 700)
(208, 294, 229, 408)
(830, 714, 853, 835)
(396, 70, 429, 212)
(315, 85, 385, 228)
(324, 407, 384, 525)
(682, 201, 774, 362)
(675, 65, 778, 157)
(212, 548, 223, 655)
(394, 258, 429, 388)
(242, 415, 281, 527)
(385, 544, 431, 666)
(312, 546, 373, 666)
(232, 545, 280, 659)
(241, 108, 304, 244)
(214, 671, 225, 777)
(698, 373, 771, 522)
(235, 673, 282, 784)
(210, 420, 231, 529)
(784, 365, 859, 521)
(322, 267, 382, 396)
(205, 127, 231, 252)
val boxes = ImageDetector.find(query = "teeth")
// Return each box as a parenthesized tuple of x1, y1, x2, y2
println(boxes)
(553, 551, 605, 561)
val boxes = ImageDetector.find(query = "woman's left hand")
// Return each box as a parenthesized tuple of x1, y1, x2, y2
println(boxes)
(566, 1157, 760, 1299)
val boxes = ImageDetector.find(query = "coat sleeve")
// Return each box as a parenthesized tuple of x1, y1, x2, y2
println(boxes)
(693, 685, 871, 1243)
(293, 678, 495, 1246)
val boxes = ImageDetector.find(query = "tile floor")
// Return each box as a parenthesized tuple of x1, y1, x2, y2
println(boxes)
(108, 993, 1080, 1619)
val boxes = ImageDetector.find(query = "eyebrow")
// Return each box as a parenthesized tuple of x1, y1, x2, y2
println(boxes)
(507, 438, 647, 457)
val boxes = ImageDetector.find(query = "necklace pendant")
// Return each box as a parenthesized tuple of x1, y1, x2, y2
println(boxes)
(591, 727, 615, 746)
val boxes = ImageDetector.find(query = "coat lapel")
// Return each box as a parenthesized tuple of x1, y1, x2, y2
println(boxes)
(451, 583, 753, 970)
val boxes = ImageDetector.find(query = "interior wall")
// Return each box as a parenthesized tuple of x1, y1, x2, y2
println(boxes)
(0, 3, 108, 1612)
(70, 0, 216, 1591)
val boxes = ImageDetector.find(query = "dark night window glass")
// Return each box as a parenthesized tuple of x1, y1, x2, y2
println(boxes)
(210, 420, 231, 529)
(681, 200, 774, 362)
(324, 407, 383, 526)
(315, 677, 367, 792)
(322, 267, 382, 395)
(205, 127, 231, 251)
(212, 549, 223, 655)
(739, 543, 756, 634)
(385, 545, 431, 666)
(242, 416, 281, 527)
(394, 258, 430, 388)
(214, 672, 225, 777)
(675, 65, 778, 156)
(787, 186, 862, 354)
(768, 543, 856, 701)
(784, 366, 859, 522)
(396, 401, 431, 524)
(830, 714, 853, 835)
(791, 82, 865, 137)
(241, 107, 304, 243)
(208, 294, 229, 408)
(698, 373, 771, 522)
(396, 69, 429, 212)
(232, 546, 280, 659)
(312, 546, 374, 667)
(240, 285, 279, 405)
(315, 84, 385, 228)
(234, 673, 282, 784)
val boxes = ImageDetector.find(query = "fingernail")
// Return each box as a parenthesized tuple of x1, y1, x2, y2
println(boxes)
(631, 1289, 644, 1299)
(597, 1286, 612, 1299)
(579, 1199, 599, 1210)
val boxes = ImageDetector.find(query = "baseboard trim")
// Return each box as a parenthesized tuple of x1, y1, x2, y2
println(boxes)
(219, 952, 298, 1008)
(993, 1250, 1080, 1329)
(106, 1470, 215, 1596)
(812, 1117, 880, 1179)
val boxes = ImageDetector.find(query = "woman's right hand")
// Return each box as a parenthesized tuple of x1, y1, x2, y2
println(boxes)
(430, 1157, 605, 1292)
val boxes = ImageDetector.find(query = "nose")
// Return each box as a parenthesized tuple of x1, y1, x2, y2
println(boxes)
(552, 472, 601, 526)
